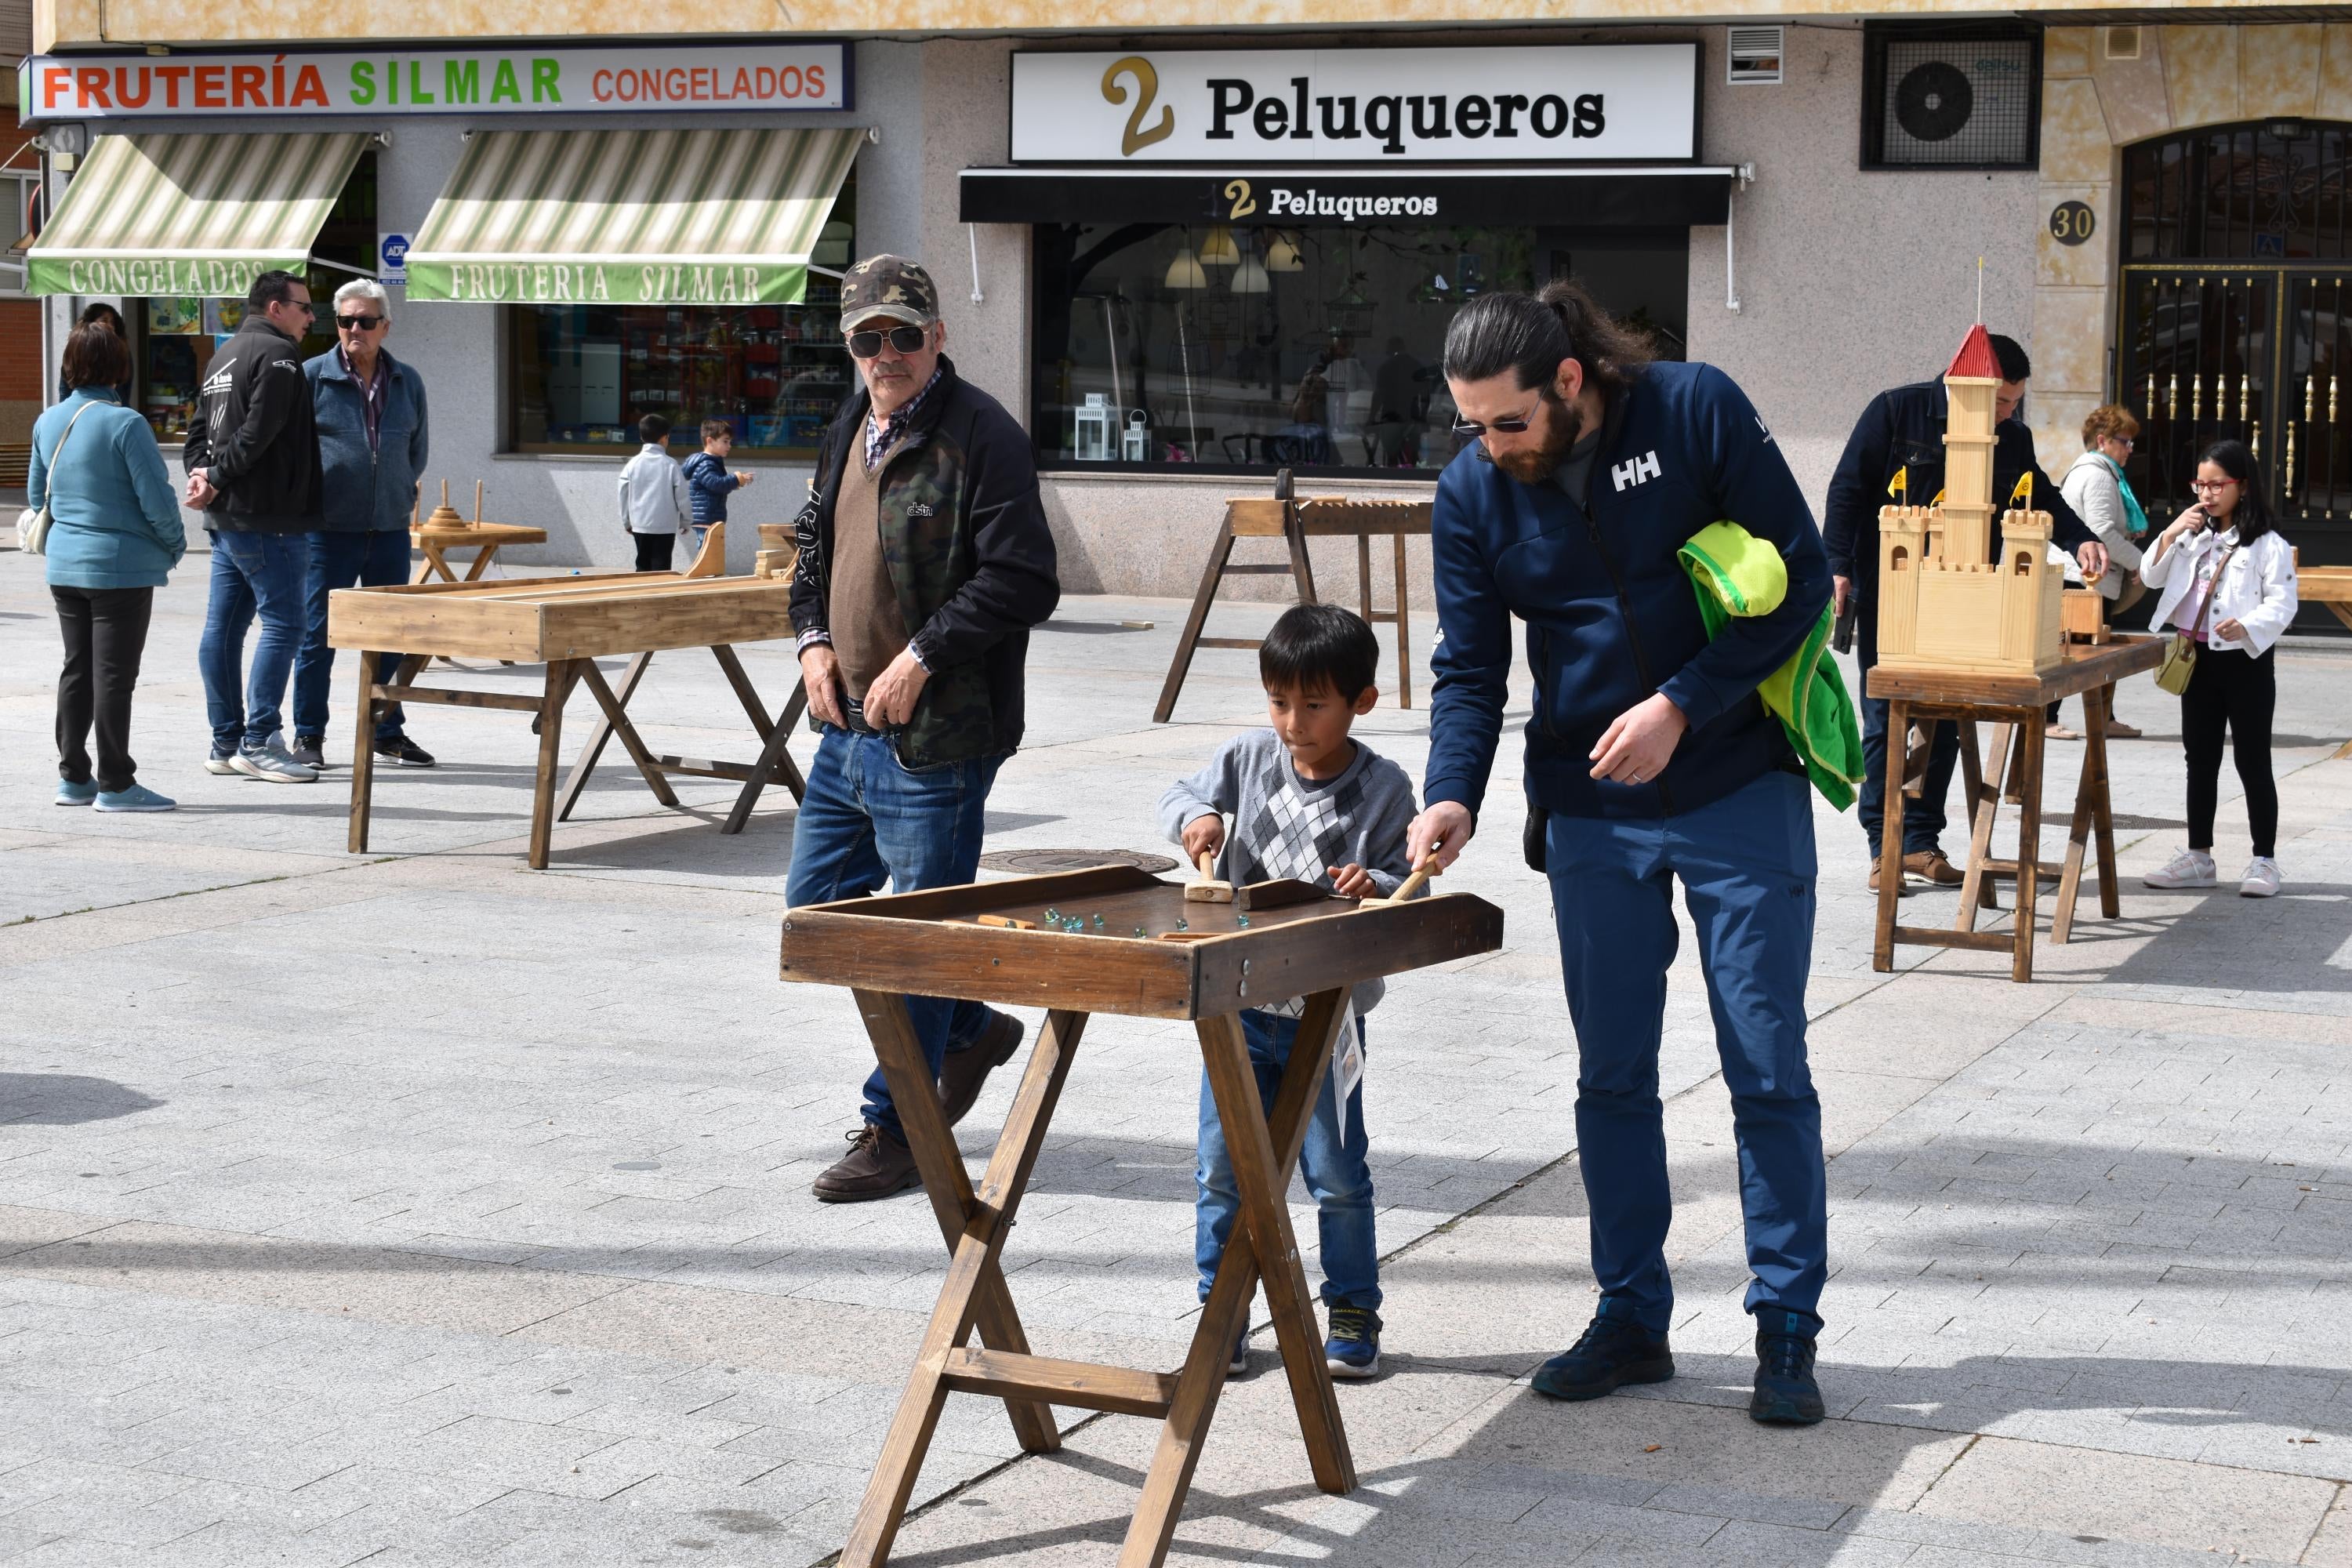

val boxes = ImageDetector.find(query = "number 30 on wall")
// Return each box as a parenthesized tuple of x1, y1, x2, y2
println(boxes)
(2049, 200, 2096, 246)
(1102, 56, 1175, 156)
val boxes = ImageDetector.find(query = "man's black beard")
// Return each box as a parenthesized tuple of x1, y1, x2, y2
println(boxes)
(1494, 395, 1584, 485)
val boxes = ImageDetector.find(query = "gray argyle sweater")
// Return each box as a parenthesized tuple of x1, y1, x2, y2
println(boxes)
(1159, 729, 1421, 1015)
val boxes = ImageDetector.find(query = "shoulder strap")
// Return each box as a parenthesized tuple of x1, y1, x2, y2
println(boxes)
(2193, 540, 2241, 636)
(38, 401, 102, 503)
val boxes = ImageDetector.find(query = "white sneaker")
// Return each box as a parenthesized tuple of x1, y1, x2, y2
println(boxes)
(2239, 857, 2282, 898)
(228, 745, 318, 783)
(2143, 848, 2217, 889)
(203, 752, 240, 775)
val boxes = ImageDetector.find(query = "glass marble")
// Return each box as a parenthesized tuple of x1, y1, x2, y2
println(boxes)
(1236, 914, 1252, 927)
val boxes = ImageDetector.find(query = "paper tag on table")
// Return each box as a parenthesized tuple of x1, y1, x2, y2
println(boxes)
(1332, 1000, 1363, 1147)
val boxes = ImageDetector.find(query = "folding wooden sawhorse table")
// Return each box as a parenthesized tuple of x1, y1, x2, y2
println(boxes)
(1869, 633, 2165, 982)
(778, 866, 1503, 1565)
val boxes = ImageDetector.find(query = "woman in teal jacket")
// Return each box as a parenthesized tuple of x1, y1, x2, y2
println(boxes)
(29, 325, 187, 811)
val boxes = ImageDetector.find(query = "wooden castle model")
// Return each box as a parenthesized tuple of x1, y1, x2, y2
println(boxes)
(1874, 323, 2065, 675)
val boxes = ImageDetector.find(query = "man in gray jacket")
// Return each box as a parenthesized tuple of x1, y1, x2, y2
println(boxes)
(292, 279, 433, 768)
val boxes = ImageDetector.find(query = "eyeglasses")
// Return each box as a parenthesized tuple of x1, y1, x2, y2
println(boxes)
(1450, 405, 1543, 438)
(335, 314, 383, 331)
(2190, 479, 2238, 493)
(846, 324, 929, 359)
(285, 300, 315, 316)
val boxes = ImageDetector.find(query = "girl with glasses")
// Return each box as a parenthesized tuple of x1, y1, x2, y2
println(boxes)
(2138, 440, 2300, 897)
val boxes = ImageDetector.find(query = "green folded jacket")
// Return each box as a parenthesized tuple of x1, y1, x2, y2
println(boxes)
(1677, 520, 1865, 811)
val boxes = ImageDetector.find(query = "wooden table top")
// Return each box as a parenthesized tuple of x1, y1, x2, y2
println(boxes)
(328, 572, 793, 662)
(779, 865, 1505, 1020)
(1866, 634, 2167, 710)
(2299, 565, 2352, 601)
(412, 521, 550, 546)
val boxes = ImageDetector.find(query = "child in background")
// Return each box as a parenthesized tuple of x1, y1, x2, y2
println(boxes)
(681, 419, 755, 555)
(1159, 603, 1421, 1380)
(617, 413, 692, 572)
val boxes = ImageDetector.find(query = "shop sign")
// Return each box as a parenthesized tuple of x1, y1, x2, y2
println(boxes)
(31, 255, 292, 298)
(379, 233, 410, 285)
(402, 258, 811, 307)
(19, 45, 850, 122)
(1011, 45, 1697, 164)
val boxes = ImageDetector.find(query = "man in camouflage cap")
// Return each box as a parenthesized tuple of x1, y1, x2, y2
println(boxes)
(789, 253, 1061, 1202)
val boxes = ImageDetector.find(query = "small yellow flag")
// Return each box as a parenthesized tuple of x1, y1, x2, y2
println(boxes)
(1887, 466, 1908, 502)
(1931, 488, 1946, 506)
(2009, 470, 2034, 509)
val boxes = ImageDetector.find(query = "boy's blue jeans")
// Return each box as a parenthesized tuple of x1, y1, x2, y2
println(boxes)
(1195, 1008, 1380, 1311)
(197, 531, 310, 755)
(785, 726, 1005, 1144)
(1546, 769, 1827, 1334)
(292, 529, 412, 742)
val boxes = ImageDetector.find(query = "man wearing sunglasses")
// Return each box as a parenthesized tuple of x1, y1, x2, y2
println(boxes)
(290, 278, 435, 771)
(1407, 279, 1835, 1427)
(787, 254, 1061, 1203)
(183, 269, 328, 783)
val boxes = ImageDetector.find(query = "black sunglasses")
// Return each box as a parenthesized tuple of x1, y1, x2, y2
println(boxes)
(846, 324, 929, 359)
(335, 314, 383, 331)
(1452, 411, 1537, 437)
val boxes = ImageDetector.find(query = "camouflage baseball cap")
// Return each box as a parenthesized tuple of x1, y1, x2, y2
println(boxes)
(838, 254, 938, 329)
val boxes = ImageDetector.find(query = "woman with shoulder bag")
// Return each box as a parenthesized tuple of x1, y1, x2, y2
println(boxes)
(2137, 440, 2298, 897)
(2049, 404, 2151, 739)
(27, 324, 188, 811)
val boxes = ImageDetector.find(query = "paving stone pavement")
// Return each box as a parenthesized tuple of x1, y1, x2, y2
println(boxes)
(0, 547, 2347, 1566)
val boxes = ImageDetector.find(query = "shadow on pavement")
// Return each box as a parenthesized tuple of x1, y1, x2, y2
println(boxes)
(0, 1073, 165, 1125)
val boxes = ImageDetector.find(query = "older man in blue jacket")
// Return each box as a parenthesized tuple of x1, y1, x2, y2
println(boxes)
(291, 280, 433, 769)
(1408, 281, 1832, 1426)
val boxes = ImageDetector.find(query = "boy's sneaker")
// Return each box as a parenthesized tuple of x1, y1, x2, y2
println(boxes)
(2240, 856, 2283, 898)
(1530, 1312, 1675, 1401)
(230, 744, 317, 783)
(55, 779, 98, 806)
(372, 735, 437, 768)
(1324, 1305, 1382, 1380)
(2143, 848, 2217, 888)
(287, 735, 327, 769)
(1749, 1307, 1826, 1426)
(95, 783, 176, 813)
(203, 751, 241, 775)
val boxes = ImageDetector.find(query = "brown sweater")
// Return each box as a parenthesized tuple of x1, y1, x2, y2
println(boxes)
(827, 438, 912, 702)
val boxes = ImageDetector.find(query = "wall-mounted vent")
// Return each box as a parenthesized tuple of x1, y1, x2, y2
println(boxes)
(1728, 26, 1785, 85)
(2103, 26, 2141, 62)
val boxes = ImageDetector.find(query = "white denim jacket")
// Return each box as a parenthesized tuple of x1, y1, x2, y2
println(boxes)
(2140, 523, 2299, 655)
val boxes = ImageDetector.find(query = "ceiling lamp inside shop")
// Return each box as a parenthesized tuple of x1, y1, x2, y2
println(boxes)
(1164, 245, 1209, 289)
(1232, 254, 1272, 295)
(1198, 224, 1240, 266)
(1265, 233, 1305, 272)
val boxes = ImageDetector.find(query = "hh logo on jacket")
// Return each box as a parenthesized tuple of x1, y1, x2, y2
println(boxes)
(1611, 450, 1662, 492)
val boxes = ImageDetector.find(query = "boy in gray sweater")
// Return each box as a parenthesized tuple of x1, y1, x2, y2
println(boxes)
(1159, 604, 1420, 1381)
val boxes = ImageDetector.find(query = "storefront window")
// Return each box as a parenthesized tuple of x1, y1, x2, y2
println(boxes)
(132, 152, 378, 444)
(504, 178, 854, 459)
(1031, 222, 1687, 475)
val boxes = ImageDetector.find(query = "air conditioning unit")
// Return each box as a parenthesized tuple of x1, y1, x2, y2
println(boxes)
(1863, 24, 2042, 171)
(1728, 26, 1784, 86)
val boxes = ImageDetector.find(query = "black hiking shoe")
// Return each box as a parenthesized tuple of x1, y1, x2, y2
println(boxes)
(1530, 1312, 1675, 1402)
(1750, 1307, 1826, 1425)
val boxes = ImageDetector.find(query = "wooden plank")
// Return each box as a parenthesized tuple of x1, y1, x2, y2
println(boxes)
(722, 680, 811, 831)
(1189, 894, 1504, 1018)
(2013, 720, 2046, 982)
(1154, 517, 1239, 724)
(785, 910, 1201, 1018)
(1955, 722, 2009, 929)
(347, 643, 379, 855)
(940, 1349, 1176, 1419)
(1889, 926, 2016, 953)
(371, 684, 543, 713)
(542, 587, 797, 660)
(328, 588, 543, 662)
(577, 659, 681, 809)
(1867, 634, 2164, 707)
(1873, 698, 1910, 972)
(554, 652, 653, 824)
(2088, 684, 2122, 916)
(1194, 637, 1265, 649)
(2053, 681, 2100, 945)
(1225, 498, 1290, 537)
(1394, 528, 1413, 710)
(683, 518, 725, 579)
(1293, 499, 1432, 537)
(528, 662, 575, 871)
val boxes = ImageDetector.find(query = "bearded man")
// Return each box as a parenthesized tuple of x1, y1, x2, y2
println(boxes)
(1406, 280, 1835, 1427)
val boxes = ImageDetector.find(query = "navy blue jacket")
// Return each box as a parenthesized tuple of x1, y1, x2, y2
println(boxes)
(1426, 361, 1831, 822)
(305, 347, 428, 533)
(1823, 379, 2095, 608)
(681, 452, 742, 527)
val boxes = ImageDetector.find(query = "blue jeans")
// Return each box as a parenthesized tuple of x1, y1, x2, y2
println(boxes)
(197, 531, 310, 755)
(292, 529, 412, 742)
(1857, 695, 1959, 858)
(1547, 770, 1827, 1333)
(785, 727, 1004, 1142)
(1195, 1009, 1380, 1311)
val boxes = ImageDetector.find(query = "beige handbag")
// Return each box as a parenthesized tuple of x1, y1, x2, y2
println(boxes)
(2154, 540, 2238, 697)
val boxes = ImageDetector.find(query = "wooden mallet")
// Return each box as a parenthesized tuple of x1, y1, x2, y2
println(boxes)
(1359, 858, 1439, 909)
(1185, 848, 1234, 903)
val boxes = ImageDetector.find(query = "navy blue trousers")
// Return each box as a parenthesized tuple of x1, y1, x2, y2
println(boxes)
(1546, 770, 1828, 1334)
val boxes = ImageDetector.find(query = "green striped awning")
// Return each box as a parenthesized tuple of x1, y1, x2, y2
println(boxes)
(27, 132, 368, 297)
(404, 126, 862, 307)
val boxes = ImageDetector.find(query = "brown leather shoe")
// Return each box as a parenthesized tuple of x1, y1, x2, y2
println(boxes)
(1903, 849, 1965, 887)
(1867, 860, 1914, 897)
(938, 1010, 1024, 1127)
(2103, 717, 2143, 739)
(811, 1125, 921, 1203)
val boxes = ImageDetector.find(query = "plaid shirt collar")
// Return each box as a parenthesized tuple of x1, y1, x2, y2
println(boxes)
(863, 365, 943, 473)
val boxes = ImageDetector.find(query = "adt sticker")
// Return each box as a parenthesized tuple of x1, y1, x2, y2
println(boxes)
(379, 232, 409, 286)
